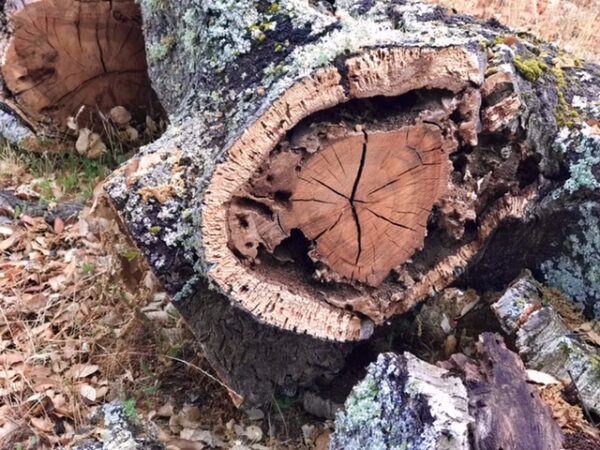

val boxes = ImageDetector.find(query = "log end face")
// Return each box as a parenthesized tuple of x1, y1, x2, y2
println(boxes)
(1, 0, 158, 131)
(201, 47, 488, 341)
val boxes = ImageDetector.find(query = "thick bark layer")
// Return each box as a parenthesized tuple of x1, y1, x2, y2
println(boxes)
(105, 0, 600, 404)
(0, 0, 159, 145)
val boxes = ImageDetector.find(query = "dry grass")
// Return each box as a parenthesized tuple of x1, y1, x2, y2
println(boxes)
(433, 0, 600, 63)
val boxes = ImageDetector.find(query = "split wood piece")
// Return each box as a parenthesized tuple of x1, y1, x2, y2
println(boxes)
(492, 272, 600, 416)
(442, 333, 564, 450)
(333, 336, 563, 450)
(331, 352, 471, 450)
(0, 0, 156, 133)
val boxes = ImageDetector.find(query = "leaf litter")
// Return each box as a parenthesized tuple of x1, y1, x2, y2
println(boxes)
(0, 145, 324, 449)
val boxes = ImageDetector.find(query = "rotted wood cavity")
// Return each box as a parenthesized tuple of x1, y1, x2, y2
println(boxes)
(229, 103, 455, 287)
(1, 0, 156, 130)
(227, 91, 466, 301)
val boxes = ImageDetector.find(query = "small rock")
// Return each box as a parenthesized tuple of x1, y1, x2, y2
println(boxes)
(178, 405, 202, 429)
(180, 429, 215, 445)
(109, 106, 132, 126)
(301, 424, 315, 444)
(244, 407, 264, 421)
(244, 425, 263, 442)
(125, 125, 140, 142)
(76, 128, 92, 154)
(157, 403, 175, 417)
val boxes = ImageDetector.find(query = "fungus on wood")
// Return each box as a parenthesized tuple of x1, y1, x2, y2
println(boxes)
(104, 0, 600, 405)
(0, 0, 158, 143)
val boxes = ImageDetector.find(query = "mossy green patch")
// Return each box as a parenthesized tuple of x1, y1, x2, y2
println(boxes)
(514, 56, 548, 82)
(552, 66, 580, 128)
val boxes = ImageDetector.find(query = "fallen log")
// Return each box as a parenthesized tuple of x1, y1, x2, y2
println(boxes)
(331, 333, 563, 450)
(0, 0, 159, 148)
(104, 0, 600, 404)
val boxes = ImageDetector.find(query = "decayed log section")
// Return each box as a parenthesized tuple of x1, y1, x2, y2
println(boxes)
(104, 0, 600, 404)
(331, 351, 472, 450)
(0, 0, 158, 147)
(493, 272, 600, 416)
(332, 334, 563, 450)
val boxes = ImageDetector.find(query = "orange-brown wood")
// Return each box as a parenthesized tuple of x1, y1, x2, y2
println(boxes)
(1, 0, 153, 128)
(280, 124, 450, 286)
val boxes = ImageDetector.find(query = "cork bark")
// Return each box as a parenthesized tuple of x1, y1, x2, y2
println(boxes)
(103, 0, 600, 404)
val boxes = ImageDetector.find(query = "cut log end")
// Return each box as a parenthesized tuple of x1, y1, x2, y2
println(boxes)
(1, 0, 157, 131)
(230, 123, 453, 287)
(201, 47, 489, 341)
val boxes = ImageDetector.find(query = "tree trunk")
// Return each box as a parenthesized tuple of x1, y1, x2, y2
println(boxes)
(0, 0, 159, 148)
(103, 0, 600, 405)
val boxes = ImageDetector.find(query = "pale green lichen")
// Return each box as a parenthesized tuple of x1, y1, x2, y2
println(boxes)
(147, 35, 176, 62)
(554, 126, 600, 195)
(332, 353, 469, 450)
(542, 202, 600, 317)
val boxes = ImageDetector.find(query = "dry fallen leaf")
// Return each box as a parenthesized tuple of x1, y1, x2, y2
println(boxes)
(79, 384, 97, 404)
(54, 217, 65, 234)
(30, 416, 54, 433)
(71, 364, 100, 379)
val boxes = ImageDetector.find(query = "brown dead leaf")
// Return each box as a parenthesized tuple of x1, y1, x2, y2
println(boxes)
(70, 364, 100, 379)
(0, 232, 21, 251)
(0, 352, 25, 365)
(582, 330, 600, 347)
(54, 217, 65, 235)
(314, 429, 331, 450)
(79, 384, 97, 404)
(30, 416, 54, 433)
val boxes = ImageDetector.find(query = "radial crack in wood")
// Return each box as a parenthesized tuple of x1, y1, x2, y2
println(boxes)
(281, 125, 450, 286)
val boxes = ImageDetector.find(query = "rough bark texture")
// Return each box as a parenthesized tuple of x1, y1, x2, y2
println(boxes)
(175, 281, 351, 407)
(493, 272, 600, 416)
(104, 0, 600, 404)
(332, 335, 564, 450)
(442, 333, 564, 450)
(330, 352, 471, 450)
(0, 0, 159, 146)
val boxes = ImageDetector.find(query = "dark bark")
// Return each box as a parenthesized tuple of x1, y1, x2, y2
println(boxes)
(442, 333, 564, 450)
